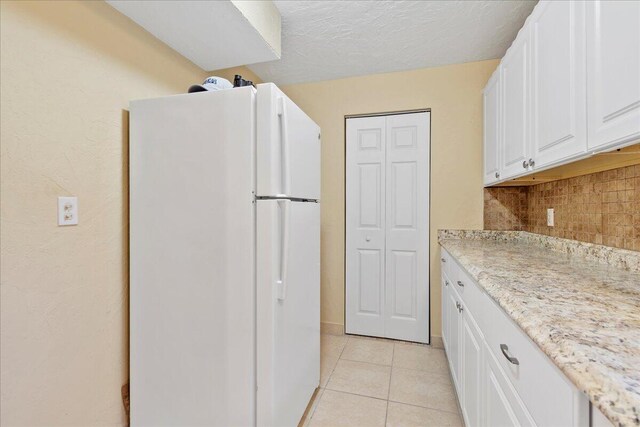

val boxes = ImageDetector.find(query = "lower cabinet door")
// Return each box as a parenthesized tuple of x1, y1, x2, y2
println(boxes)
(485, 368, 520, 427)
(448, 290, 461, 390)
(484, 342, 535, 427)
(461, 310, 482, 427)
(441, 273, 450, 352)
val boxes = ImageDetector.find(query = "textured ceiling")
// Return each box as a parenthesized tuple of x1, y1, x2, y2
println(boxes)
(248, 0, 537, 85)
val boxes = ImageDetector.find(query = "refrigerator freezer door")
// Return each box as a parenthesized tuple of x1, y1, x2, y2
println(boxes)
(129, 88, 256, 426)
(257, 83, 321, 200)
(257, 200, 321, 427)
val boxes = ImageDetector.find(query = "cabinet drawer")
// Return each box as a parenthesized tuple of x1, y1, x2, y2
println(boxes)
(484, 296, 580, 427)
(449, 262, 488, 333)
(440, 248, 454, 279)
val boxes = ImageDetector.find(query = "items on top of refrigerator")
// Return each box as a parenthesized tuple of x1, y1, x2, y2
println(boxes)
(233, 74, 255, 88)
(188, 76, 233, 93)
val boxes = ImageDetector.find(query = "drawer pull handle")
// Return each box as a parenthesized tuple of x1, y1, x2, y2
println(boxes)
(441, 258, 446, 263)
(500, 344, 520, 365)
(456, 280, 464, 287)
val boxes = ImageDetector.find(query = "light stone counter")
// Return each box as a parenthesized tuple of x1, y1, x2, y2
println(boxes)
(438, 230, 640, 427)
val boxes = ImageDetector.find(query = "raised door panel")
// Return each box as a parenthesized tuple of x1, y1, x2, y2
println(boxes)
(501, 33, 531, 179)
(448, 290, 461, 391)
(586, 1, 640, 150)
(484, 70, 502, 184)
(485, 366, 521, 427)
(531, 1, 587, 168)
(461, 311, 482, 427)
(346, 117, 386, 337)
(384, 112, 430, 343)
(441, 272, 451, 352)
(484, 342, 536, 427)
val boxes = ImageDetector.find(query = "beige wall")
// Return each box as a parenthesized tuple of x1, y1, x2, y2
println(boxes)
(0, 1, 205, 425)
(280, 60, 498, 336)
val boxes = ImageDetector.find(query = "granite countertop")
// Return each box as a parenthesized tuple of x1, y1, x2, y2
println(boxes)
(438, 230, 640, 427)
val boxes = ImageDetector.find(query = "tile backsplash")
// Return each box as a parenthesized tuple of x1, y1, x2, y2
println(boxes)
(484, 164, 640, 251)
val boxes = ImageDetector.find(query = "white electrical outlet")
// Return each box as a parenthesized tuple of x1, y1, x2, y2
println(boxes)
(58, 196, 78, 226)
(547, 208, 554, 227)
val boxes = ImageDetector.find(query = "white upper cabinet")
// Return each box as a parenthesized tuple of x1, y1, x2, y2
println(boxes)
(483, 71, 502, 185)
(530, 1, 587, 168)
(483, 0, 640, 185)
(501, 30, 531, 178)
(586, 0, 640, 151)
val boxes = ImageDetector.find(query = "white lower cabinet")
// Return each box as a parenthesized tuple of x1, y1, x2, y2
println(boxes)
(484, 340, 535, 427)
(441, 273, 450, 352)
(447, 283, 462, 390)
(441, 248, 591, 427)
(460, 308, 483, 427)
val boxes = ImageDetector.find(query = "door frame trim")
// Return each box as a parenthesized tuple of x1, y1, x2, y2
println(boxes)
(343, 109, 432, 344)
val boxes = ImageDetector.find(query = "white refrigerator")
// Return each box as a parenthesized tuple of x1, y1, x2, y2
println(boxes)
(129, 83, 320, 427)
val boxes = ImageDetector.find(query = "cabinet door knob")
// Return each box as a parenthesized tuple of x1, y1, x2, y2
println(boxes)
(522, 160, 528, 169)
(495, 171, 500, 178)
(500, 344, 520, 365)
(365, 236, 371, 242)
(441, 257, 446, 263)
(445, 280, 449, 287)
(528, 158, 535, 168)
(456, 280, 464, 287)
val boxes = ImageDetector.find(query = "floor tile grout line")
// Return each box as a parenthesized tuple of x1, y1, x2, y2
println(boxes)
(321, 387, 390, 403)
(338, 356, 394, 368)
(386, 397, 462, 415)
(390, 364, 452, 379)
(319, 388, 461, 418)
(322, 336, 349, 390)
(384, 399, 389, 427)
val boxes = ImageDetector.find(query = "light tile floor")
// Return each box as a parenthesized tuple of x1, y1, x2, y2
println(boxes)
(300, 334, 464, 427)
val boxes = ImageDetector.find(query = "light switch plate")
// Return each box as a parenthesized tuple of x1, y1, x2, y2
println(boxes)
(547, 208, 554, 227)
(58, 196, 78, 226)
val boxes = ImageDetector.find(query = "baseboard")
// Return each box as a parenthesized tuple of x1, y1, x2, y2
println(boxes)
(320, 321, 344, 335)
(431, 335, 444, 349)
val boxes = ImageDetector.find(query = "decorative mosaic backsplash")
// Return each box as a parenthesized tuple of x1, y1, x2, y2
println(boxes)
(484, 164, 640, 251)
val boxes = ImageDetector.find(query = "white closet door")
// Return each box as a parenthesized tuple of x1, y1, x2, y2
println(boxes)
(346, 116, 387, 337)
(384, 113, 430, 343)
(346, 112, 430, 343)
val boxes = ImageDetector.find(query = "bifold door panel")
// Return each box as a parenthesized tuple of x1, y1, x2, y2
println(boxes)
(346, 112, 430, 343)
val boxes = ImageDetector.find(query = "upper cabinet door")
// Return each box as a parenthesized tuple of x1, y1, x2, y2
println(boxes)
(484, 70, 502, 185)
(501, 31, 531, 178)
(530, 1, 587, 168)
(586, 0, 640, 151)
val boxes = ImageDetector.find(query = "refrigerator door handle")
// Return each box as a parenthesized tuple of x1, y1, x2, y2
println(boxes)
(277, 97, 291, 196)
(276, 199, 290, 301)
